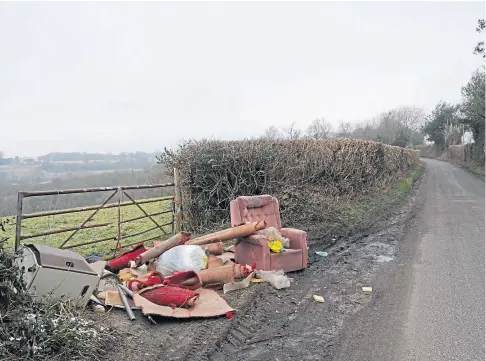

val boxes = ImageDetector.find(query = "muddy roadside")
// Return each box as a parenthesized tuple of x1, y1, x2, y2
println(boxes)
(97, 167, 425, 361)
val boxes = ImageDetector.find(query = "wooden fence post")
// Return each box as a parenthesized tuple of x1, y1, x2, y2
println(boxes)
(174, 168, 183, 232)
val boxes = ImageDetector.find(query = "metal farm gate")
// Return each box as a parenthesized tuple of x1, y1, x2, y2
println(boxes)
(14, 170, 183, 256)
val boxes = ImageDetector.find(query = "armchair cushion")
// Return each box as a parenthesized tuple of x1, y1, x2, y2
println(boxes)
(230, 196, 281, 229)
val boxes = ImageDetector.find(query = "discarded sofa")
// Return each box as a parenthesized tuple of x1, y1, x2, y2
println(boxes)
(230, 195, 308, 272)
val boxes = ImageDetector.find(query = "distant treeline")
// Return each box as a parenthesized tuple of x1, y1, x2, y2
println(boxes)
(39, 160, 149, 173)
(0, 151, 159, 168)
(0, 165, 172, 217)
(0, 151, 162, 187)
(37, 151, 158, 163)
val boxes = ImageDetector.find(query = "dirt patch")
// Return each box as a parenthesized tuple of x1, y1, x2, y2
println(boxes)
(99, 168, 424, 361)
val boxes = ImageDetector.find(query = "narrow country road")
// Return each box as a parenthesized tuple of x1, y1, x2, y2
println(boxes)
(333, 159, 485, 361)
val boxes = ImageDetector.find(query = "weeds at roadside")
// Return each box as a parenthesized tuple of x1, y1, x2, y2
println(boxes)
(0, 242, 120, 361)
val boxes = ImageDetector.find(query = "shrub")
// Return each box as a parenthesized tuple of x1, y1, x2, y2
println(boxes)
(415, 144, 442, 158)
(446, 143, 485, 166)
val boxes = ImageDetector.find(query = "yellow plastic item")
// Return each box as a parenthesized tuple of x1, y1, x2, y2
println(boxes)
(251, 278, 265, 283)
(313, 295, 325, 303)
(119, 268, 135, 282)
(268, 239, 283, 253)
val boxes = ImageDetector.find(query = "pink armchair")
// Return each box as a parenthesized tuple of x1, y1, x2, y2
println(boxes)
(229, 195, 308, 272)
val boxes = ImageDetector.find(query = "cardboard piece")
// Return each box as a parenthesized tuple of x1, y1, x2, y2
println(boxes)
(133, 288, 234, 318)
(102, 289, 141, 310)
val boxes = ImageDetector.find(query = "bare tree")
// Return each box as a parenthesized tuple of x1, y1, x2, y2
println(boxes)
(337, 121, 353, 138)
(282, 122, 302, 140)
(389, 106, 426, 132)
(306, 117, 332, 140)
(262, 125, 282, 140)
(341, 105, 426, 146)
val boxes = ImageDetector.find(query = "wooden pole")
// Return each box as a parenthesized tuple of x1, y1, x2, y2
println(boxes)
(186, 221, 266, 246)
(174, 168, 183, 232)
(135, 231, 191, 266)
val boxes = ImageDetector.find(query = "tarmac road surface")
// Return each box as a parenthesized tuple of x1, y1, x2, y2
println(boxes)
(333, 158, 485, 361)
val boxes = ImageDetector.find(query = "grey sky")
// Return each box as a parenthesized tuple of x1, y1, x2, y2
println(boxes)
(0, 1, 483, 157)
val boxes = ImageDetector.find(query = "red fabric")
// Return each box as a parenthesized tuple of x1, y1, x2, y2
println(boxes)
(164, 271, 202, 290)
(107, 243, 147, 272)
(226, 311, 234, 319)
(138, 284, 199, 309)
(127, 271, 165, 292)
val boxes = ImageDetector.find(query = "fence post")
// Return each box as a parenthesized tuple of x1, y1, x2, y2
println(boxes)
(116, 187, 122, 249)
(171, 200, 175, 234)
(174, 168, 182, 232)
(15, 192, 24, 252)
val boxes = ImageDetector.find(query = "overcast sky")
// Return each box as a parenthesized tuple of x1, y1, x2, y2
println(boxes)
(0, 1, 484, 157)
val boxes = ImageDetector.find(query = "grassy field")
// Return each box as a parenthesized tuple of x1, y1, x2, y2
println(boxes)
(1, 198, 174, 258)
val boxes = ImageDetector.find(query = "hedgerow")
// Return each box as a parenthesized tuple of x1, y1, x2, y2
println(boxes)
(160, 138, 419, 234)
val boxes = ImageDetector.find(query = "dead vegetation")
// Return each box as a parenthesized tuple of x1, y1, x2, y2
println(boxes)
(159, 138, 419, 238)
(0, 243, 120, 361)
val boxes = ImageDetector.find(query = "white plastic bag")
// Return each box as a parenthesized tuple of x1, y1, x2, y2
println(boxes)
(156, 245, 208, 275)
(256, 269, 291, 289)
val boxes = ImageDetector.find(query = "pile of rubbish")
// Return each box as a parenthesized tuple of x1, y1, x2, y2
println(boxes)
(83, 221, 292, 322)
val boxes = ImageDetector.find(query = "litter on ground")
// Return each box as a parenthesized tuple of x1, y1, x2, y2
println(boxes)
(13, 195, 309, 323)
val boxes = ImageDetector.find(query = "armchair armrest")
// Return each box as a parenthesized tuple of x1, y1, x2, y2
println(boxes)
(279, 228, 307, 250)
(279, 227, 308, 269)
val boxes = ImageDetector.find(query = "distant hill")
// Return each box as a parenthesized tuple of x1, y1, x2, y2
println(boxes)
(0, 151, 160, 185)
(0, 151, 169, 217)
